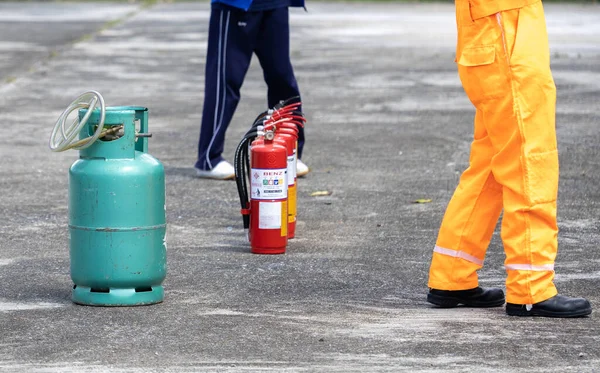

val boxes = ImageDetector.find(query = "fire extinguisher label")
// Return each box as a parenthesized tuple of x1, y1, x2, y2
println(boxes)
(287, 155, 295, 185)
(251, 168, 287, 200)
(259, 201, 282, 229)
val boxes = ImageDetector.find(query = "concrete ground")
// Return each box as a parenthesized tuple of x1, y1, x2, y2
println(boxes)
(1, 1, 599, 372)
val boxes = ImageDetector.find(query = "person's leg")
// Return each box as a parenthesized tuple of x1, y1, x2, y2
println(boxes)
(195, 6, 260, 171)
(253, 7, 305, 159)
(427, 0, 504, 296)
(428, 109, 504, 292)
(492, 3, 562, 307)
(490, 5, 588, 316)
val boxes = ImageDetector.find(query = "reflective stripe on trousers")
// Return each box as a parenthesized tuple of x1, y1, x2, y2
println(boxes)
(427, 0, 559, 305)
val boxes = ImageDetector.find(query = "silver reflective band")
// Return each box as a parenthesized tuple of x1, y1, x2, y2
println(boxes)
(433, 246, 484, 266)
(505, 263, 555, 271)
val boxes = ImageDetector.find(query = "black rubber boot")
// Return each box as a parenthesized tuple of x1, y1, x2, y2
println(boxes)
(506, 294, 592, 317)
(427, 287, 505, 308)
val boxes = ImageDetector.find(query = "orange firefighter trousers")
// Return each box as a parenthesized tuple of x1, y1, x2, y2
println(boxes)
(428, 0, 559, 305)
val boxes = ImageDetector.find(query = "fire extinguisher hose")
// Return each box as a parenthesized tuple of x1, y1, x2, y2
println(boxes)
(234, 127, 263, 230)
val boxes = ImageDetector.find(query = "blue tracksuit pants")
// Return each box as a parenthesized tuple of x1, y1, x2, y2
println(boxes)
(195, 5, 304, 171)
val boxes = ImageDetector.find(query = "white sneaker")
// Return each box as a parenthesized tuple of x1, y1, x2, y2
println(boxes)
(195, 160, 235, 180)
(296, 159, 309, 177)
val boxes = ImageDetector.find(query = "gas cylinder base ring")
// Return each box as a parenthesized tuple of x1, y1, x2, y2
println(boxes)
(49, 90, 106, 152)
(71, 285, 164, 306)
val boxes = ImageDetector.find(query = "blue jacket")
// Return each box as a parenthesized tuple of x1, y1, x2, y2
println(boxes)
(213, 0, 304, 11)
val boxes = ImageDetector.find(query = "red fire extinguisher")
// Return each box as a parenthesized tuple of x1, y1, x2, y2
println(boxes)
(274, 126, 298, 238)
(267, 101, 305, 239)
(248, 131, 288, 254)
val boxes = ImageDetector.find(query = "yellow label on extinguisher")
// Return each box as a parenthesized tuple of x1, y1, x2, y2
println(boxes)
(288, 183, 297, 223)
(281, 200, 288, 237)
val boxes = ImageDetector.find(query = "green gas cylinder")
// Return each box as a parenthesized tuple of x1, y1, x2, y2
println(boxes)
(69, 106, 166, 306)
